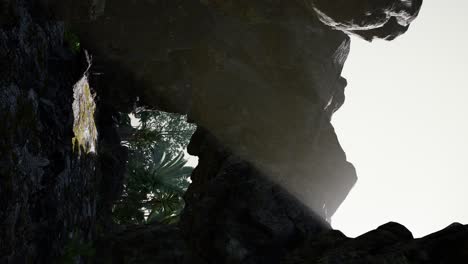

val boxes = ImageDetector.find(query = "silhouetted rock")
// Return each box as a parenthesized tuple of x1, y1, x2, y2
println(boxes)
(45, 0, 357, 220)
(0, 1, 126, 262)
(181, 128, 330, 264)
(95, 223, 200, 264)
(4, 0, 467, 264)
(305, 0, 423, 41)
(284, 222, 468, 264)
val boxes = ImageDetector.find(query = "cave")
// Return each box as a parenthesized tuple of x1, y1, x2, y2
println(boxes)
(1, 0, 468, 263)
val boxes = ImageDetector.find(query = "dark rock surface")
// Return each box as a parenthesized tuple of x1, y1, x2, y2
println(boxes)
(95, 223, 199, 264)
(284, 222, 468, 264)
(0, 1, 94, 262)
(46, 0, 357, 222)
(46, 0, 212, 114)
(306, 0, 423, 41)
(2, 0, 468, 264)
(0, 0, 126, 262)
(181, 128, 330, 264)
(188, 0, 357, 221)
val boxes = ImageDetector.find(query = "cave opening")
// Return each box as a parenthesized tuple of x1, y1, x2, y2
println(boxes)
(4, 0, 468, 262)
(112, 108, 197, 225)
(332, 0, 468, 238)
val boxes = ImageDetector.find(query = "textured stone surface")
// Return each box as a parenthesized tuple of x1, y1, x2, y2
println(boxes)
(0, 1, 125, 262)
(188, 1, 356, 220)
(284, 222, 468, 264)
(47, 0, 212, 114)
(0, 1, 92, 262)
(4, 1, 467, 264)
(305, 0, 423, 41)
(95, 223, 199, 264)
(181, 128, 330, 264)
(46, 0, 357, 220)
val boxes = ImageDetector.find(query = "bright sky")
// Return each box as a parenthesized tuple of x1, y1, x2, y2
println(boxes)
(331, 0, 468, 238)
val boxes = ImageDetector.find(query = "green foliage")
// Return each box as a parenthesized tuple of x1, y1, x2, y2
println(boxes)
(131, 108, 195, 158)
(113, 109, 196, 225)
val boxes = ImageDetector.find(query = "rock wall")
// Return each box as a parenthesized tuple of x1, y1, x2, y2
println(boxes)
(0, 0, 126, 262)
(187, 1, 356, 220)
(181, 128, 330, 264)
(305, 0, 423, 40)
(96, 127, 468, 264)
(46, 0, 358, 222)
(2, 0, 468, 264)
(284, 222, 468, 263)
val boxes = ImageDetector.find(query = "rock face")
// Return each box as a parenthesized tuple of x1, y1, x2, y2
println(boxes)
(188, 1, 356, 221)
(0, 2, 94, 261)
(0, 1, 126, 262)
(305, 0, 423, 40)
(284, 222, 468, 264)
(2, 0, 468, 264)
(181, 128, 330, 264)
(94, 224, 198, 264)
(46, 0, 212, 114)
(48, 0, 357, 222)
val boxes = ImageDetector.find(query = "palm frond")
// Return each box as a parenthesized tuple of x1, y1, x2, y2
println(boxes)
(113, 109, 196, 225)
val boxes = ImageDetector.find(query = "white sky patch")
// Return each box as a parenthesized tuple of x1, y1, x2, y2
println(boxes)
(184, 149, 199, 169)
(331, 0, 468, 238)
(129, 113, 141, 127)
